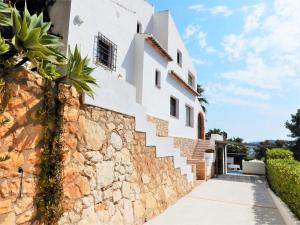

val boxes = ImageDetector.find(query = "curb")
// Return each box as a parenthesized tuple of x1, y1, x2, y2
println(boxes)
(268, 188, 300, 225)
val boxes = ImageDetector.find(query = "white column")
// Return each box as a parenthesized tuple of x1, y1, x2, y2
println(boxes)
(224, 145, 228, 174)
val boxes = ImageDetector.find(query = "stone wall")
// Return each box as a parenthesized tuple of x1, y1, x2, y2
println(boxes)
(0, 69, 44, 225)
(59, 85, 193, 225)
(173, 137, 197, 159)
(0, 69, 194, 225)
(147, 115, 168, 137)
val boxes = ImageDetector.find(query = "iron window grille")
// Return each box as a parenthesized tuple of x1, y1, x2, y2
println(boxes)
(96, 32, 117, 71)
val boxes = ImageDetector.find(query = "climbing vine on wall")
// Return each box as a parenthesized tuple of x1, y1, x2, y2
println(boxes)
(36, 81, 64, 224)
(0, 1, 97, 224)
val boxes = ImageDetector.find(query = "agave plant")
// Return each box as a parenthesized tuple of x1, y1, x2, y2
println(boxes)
(0, 2, 98, 96)
(38, 61, 61, 80)
(11, 4, 65, 65)
(64, 46, 97, 97)
(0, 0, 11, 27)
(0, 34, 9, 55)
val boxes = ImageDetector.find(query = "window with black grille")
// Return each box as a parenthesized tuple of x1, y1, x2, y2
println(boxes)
(97, 33, 117, 71)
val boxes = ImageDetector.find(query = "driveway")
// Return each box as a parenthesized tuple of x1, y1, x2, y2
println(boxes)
(145, 175, 285, 225)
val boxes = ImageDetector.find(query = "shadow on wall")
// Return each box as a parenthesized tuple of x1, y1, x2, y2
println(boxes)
(1, 69, 45, 152)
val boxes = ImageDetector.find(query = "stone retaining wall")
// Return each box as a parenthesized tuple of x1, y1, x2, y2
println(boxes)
(173, 137, 197, 159)
(0, 69, 44, 225)
(0, 70, 194, 225)
(59, 85, 193, 225)
(147, 115, 168, 137)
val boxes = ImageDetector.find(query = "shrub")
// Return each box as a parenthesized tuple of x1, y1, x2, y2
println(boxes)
(244, 156, 256, 161)
(267, 159, 300, 219)
(266, 148, 294, 160)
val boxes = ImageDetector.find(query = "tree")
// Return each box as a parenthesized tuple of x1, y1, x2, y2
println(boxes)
(286, 109, 300, 160)
(197, 84, 208, 113)
(227, 137, 248, 154)
(255, 140, 292, 160)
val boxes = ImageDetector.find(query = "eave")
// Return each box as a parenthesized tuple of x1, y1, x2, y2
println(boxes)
(169, 70, 199, 96)
(145, 35, 173, 62)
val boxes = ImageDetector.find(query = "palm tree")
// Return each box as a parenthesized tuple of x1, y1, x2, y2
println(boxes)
(197, 84, 208, 113)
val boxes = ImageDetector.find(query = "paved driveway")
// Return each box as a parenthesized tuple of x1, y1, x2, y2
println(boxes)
(146, 175, 285, 225)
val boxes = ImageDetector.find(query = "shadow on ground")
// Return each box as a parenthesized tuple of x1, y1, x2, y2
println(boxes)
(217, 174, 285, 225)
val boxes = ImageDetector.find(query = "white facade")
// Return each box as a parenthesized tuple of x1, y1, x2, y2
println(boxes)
(50, 0, 204, 140)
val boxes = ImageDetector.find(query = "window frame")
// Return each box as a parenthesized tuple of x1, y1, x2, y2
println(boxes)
(96, 32, 117, 71)
(185, 104, 194, 127)
(170, 96, 179, 119)
(155, 69, 161, 89)
(137, 21, 142, 33)
(188, 72, 195, 88)
(177, 50, 182, 67)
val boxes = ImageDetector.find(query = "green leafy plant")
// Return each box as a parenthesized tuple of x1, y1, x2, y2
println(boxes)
(0, 0, 11, 26)
(266, 148, 294, 160)
(64, 46, 96, 97)
(0, 2, 98, 225)
(11, 5, 65, 65)
(197, 84, 208, 113)
(267, 158, 300, 219)
(286, 109, 300, 160)
(0, 34, 9, 54)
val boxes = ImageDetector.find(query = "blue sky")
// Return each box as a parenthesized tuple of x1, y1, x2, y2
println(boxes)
(148, 0, 300, 142)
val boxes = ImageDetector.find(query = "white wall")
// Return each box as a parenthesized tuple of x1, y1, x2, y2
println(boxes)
(152, 11, 169, 49)
(49, 0, 72, 54)
(166, 12, 197, 87)
(57, 0, 154, 85)
(140, 39, 202, 139)
(51, 0, 204, 140)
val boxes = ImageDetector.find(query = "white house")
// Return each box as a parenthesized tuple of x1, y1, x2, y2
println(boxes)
(50, 0, 208, 182)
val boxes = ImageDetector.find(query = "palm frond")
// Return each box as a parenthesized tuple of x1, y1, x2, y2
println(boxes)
(197, 84, 208, 113)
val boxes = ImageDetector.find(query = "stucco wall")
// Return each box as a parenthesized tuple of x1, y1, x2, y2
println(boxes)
(55, 0, 154, 85)
(50, 0, 204, 140)
(140, 40, 202, 139)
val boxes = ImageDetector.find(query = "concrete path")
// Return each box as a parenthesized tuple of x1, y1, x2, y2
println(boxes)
(145, 175, 285, 225)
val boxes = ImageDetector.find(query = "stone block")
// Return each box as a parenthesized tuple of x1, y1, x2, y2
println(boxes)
(96, 161, 114, 189)
(0, 200, 12, 215)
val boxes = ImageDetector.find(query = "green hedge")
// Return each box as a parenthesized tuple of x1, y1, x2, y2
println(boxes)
(267, 159, 300, 219)
(266, 148, 294, 160)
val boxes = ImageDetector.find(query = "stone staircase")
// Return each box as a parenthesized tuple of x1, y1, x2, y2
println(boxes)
(84, 73, 195, 183)
(187, 139, 211, 164)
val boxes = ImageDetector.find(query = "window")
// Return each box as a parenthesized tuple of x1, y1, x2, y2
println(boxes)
(177, 50, 182, 67)
(137, 22, 142, 33)
(188, 72, 195, 88)
(185, 105, 194, 127)
(170, 96, 179, 118)
(97, 32, 117, 71)
(155, 70, 161, 88)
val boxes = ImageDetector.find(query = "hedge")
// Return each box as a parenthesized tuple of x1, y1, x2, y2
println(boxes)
(267, 159, 300, 219)
(266, 148, 294, 160)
